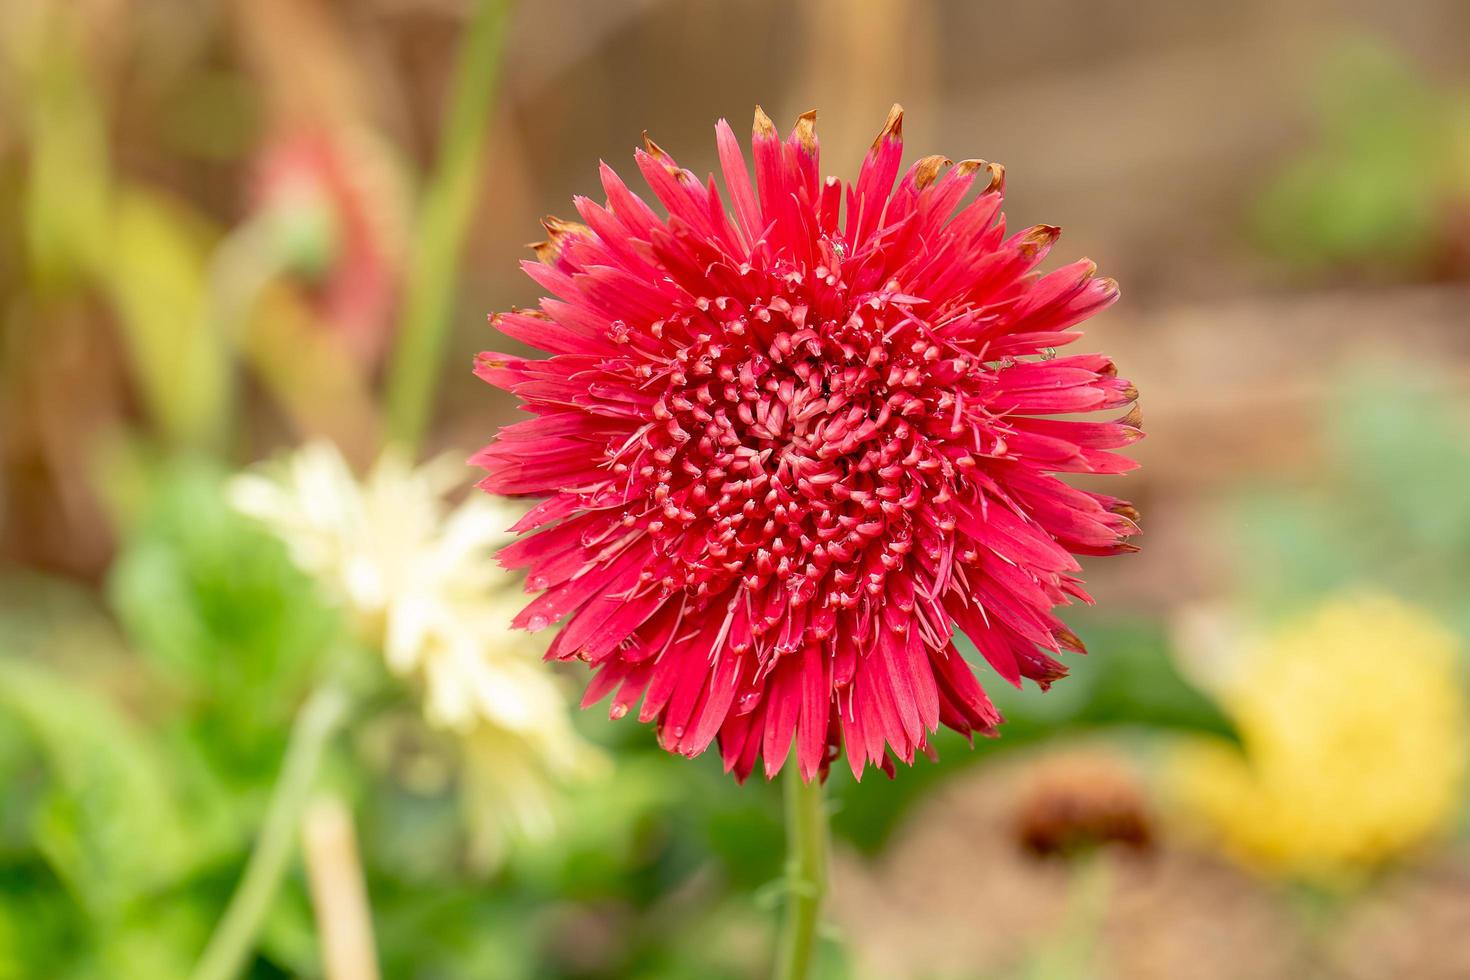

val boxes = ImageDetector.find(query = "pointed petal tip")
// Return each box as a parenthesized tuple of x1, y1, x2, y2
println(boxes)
(752, 104, 777, 138)
(913, 154, 949, 189)
(1024, 224, 1062, 247)
(641, 130, 667, 159)
(529, 216, 590, 263)
(1111, 500, 1142, 523)
(983, 161, 1005, 193)
(1053, 625, 1088, 655)
(872, 103, 904, 148)
(951, 158, 1003, 193)
(540, 214, 588, 237)
(793, 108, 818, 152)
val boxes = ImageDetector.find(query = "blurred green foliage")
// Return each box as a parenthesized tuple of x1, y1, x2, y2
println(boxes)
(0, 460, 338, 977)
(109, 458, 338, 770)
(1234, 367, 1470, 640)
(0, 453, 1230, 978)
(0, 457, 812, 977)
(1254, 39, 1470, 279)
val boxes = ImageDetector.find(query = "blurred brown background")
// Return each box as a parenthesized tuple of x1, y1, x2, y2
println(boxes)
(5, 2, 1470, 978)
(12, 0, 1470, 588)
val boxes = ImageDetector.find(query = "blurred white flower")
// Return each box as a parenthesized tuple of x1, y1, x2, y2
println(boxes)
(229, 442, 604, 863)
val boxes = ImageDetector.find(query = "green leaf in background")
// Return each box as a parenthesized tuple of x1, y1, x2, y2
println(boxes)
(828, 616, 1234, 855)
(1232, 365, 1470, 640)
(503, 755, 684, 901)
(0, 865, 80, 980)
(373, 887, 540, 980)
(1229, 492, 1358, 619)
(102, 189, 234, 452)
(258, 875, 322, 978)
(107, 456, 340, 777)
(1252, 37, 1464, 277)
(0, 655, 193, 917)
(1327, 367, 1470, 560)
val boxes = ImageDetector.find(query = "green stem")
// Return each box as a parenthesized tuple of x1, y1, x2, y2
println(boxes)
(775, 763, 828, 980)
(384, 0, 514, 454)
(191, 683, 351, 980)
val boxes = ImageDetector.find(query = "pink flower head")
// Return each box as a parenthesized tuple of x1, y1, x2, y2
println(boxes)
(474, 106, 1140, 783)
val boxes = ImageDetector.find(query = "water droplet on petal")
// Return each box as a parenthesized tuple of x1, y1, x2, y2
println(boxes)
(528, 575, 549, 590)
(609, 703, 629, 720)
(527, 614, 550, 631)
(1040, 346, 1056, 361)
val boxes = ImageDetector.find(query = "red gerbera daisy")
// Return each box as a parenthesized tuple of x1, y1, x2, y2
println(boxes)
(474, 106, 1140, 783)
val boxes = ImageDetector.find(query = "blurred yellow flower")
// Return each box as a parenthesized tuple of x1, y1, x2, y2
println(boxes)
(229, 442, 603, 863)
(1171, 594, 1469, 884)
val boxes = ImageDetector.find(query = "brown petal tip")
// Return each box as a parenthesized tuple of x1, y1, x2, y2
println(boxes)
(541, 215, 590, 240)
(530, 216, 590, 263)
(1024, 224, 1062, 247)
(872, 103, 904, 148)
(1018, 224, 1061, 257)
(753, 105, 777, 139)
(1053, 626, 1088, 655)
(913, 154, 950, 189)
(793, 109, 818, 152)
(983, 161, 1006, 193)
(1119, 404, 1143, 429)
(1110, 501, 1142, 523)
(641, 130, 667, 159)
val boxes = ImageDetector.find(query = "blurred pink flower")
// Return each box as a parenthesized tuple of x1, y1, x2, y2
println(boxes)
(252, 127, 406, 367)
(473, 106, 1140, 782)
